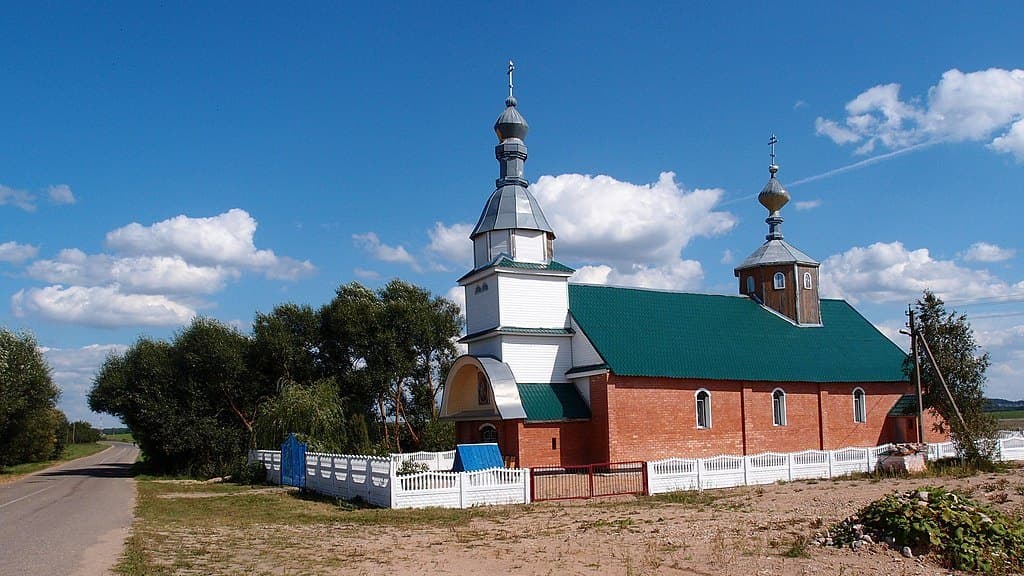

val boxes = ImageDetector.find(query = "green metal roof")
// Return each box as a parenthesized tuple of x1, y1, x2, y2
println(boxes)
(458, 257, 575, 283)
(888, 393, 919, 416)
(517, 383, 591, 421)
(494, 257, 575, 272)
(460, 326, 573, 343)
(568, 284, 909, 383)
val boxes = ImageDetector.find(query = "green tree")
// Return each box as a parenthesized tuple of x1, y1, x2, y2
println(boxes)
(0, 329, 62, 468)
(907, 290, 998, 463)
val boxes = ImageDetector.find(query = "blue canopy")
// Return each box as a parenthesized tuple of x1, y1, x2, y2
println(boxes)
(451, 443, 504, 472)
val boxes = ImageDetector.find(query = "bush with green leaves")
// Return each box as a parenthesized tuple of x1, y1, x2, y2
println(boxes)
(396, 459, 431, 475)
(830, 487, 1024, 573)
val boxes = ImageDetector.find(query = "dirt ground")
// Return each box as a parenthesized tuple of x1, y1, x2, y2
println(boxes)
(141, 466, 1024, 576)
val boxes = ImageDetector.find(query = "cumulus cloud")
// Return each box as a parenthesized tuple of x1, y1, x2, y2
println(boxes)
(962, 242, 1015, 263)
(43, 344, 128, 422)
(107, 208, 314, 279)
(353, 268, 381, 280)
(27, 249, 235, 294)
(47, 184, 75, 205)
(15, 209, 312, 328)
(353, 232, 421, 272)
(424, 172, 734, 291)
(0, 241, 39, 263)
(427, 222, 474, 266)
(572, 260, 704, 291)
(13, 285, 197, 328)
(819, 241, 1024, 304)
(0, 184, 36, 212)
(816, 68, 1024, 160)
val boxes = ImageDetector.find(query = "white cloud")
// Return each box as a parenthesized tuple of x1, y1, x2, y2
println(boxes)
(0, 241, 39, 263)
(353, 232, 422, 272)
(962, 242, 1015, 263)
(720, 249, 734, 265)
(106, 208, 314, 279)
(571, 260, 704, 291)
(27, 249, 235, 294)
(0, 184, 36, 212)
(43, 344, 128, 423)
(793, 100, 807, 110)
(13, 285, 197, 328)
(817, 68, 1024, 160)
(820, 241, 1024, 304)
(47, 184, 75, 205)
(794, 199, 822, 211)
(533, 172, 735, 266)
(427, 222, 473, 266)
(423, 172, 734, 291)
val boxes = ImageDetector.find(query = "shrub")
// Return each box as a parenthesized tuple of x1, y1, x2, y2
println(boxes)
(830, 487, 1024, 573)
(396, 460, 430, 475)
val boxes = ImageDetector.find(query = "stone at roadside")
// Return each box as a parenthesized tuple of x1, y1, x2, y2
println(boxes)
(860, 534, 873, 544)
(901, 546, 913, 558)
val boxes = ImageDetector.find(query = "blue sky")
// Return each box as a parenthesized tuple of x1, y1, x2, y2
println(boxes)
(1, 2, 1022, 424)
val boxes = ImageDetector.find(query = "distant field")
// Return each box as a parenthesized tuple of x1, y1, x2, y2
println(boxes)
(105, 433, 135, 443)
(994, 410, 1024, 420)
(0, 442, 108, 482)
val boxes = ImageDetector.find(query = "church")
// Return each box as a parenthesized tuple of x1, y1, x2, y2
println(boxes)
(439, 71, 943, 468)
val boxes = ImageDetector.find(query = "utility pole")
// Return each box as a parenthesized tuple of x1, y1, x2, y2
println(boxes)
(908, 307, 926, 444)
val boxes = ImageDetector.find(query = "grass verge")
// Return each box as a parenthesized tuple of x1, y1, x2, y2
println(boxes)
(0, 442, 109, 483)
(105, 433, 136, 443)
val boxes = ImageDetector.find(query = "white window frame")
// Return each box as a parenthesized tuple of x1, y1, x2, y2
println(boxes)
(803, 271, 813, 290)
(773, 272, 786, 290)
(479, 423, 498, 443)
(695, 388, 712, 429)
(853, 387, 867, 423)
(772, 388, 787, 426)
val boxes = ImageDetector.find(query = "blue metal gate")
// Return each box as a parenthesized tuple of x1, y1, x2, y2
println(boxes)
(280, 433, 306, 489)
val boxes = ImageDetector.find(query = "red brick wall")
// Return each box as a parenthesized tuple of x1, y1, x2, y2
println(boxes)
(516, 421, 592, 467)
(599, 375, 918, 461)
(603, 375, 745, 461)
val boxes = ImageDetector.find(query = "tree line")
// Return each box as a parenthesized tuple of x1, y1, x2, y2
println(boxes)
(88, 280, 462, 478)
(0, 330, 101, 470)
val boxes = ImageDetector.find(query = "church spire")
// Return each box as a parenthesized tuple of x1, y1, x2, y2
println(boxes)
(758, 134, 791, 241)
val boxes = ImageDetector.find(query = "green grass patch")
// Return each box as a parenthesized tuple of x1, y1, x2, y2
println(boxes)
(105, 432, 135, 443)
(0, 442, 108, 480)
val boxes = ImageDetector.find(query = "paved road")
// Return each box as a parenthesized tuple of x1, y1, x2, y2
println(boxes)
(0, 442, 139, 576)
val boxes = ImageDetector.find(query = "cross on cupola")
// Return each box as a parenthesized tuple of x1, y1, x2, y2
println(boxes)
(734, 133, 822, 326)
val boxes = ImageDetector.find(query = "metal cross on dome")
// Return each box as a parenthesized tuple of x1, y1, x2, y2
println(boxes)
(508, 60, 515, 98)
(769, 133, 779, 164)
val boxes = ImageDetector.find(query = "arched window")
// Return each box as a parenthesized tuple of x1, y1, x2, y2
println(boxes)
(773, 272, 786, 290)
(746, 276, 755, 294)
(479, 424, 498, 443)
(803, 272, 813, 290)
(853, 387, 866, 423)
(772, 388, 787, 426)
(477, 372, 489, 405)
(695, 389, 712, 429)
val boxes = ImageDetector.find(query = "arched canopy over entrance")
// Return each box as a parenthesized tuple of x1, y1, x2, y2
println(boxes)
(440, 355, 527, 421)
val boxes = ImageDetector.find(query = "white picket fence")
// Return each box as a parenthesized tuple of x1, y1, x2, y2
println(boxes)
(252, 434, 1024, 508)
(647, 437, 1024, 496)
(390, 449, 456, 471)
(249, 449, 529, 509)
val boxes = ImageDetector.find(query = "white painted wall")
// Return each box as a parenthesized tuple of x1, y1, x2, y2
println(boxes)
(498, 274, 568, 328)
(572, 376, 591, 407)
(465, 273, 499, 334)
(501, 335, 573, 383)
(467, 335, 501, 359)
(513, 230, 546, 263)
(570, 317, 603, 366)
